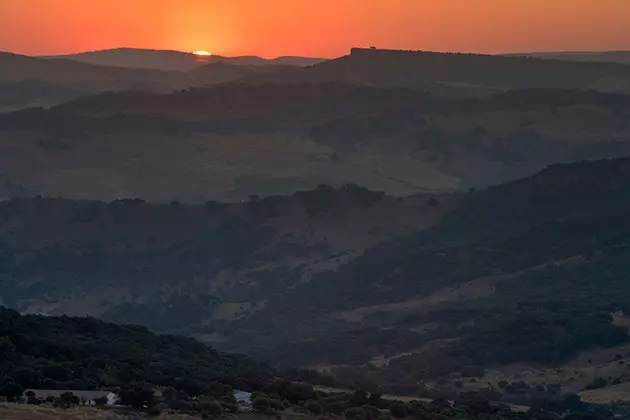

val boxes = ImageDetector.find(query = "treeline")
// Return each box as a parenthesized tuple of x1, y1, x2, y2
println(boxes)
(0, 306, 272, 396)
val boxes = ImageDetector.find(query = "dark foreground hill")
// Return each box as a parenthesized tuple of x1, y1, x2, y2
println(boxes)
(0, 308, 623, 419)
(0, 306, 272, 395)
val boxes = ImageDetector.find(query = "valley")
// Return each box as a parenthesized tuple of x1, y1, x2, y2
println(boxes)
(3, 45, 630, 419)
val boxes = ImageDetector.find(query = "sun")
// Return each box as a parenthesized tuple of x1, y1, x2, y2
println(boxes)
(193, 50, 212, 56)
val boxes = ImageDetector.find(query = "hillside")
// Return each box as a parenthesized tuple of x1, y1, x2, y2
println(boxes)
(0, 310, 621, 419)
(299, 48, 630, 94)
(507, 51, 630, 65)
(4, 159, 630, 401)
(40, 48, 208, 71)
(0, 306, 272, 394)
(2, 86, 630, 201)
(0, 52, 176, 91)
(211, 157, 630, 399)
(41, 48, 325, 71)
(0, 81, 84, 112)
(0, 186, 447, 330)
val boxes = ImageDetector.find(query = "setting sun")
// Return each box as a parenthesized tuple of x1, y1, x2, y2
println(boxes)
(193, 50, 212, 56)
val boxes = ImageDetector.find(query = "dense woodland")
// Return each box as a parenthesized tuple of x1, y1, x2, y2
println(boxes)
(0, 307, 624, 419)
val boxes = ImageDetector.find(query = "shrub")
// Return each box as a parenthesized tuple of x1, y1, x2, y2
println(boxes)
(306, 401, 324, 415)
(585, 377, 607, 390)
(389, 402, 409, 418)
(253, 396, 272, 413)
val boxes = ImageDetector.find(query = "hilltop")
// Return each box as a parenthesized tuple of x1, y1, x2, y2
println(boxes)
(286, 48, 630, 94)
(506, 51, 630, 65)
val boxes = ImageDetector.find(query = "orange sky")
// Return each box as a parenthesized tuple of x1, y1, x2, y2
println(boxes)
(1, 0, 629, 57)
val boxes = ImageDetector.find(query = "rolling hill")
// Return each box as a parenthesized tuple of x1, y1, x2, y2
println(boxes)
(41, 48, 325, 71)
(0, 306, 273, 393)
(0, 51, 176, 91)
(2, 85, 630, 202)
(217, 156, 630, 396)
(4, 157, 630, 403)
(266, 48, 630, 94)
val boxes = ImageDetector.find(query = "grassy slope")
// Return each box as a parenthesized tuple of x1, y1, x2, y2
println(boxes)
(2, 87, 630, 201)
(0, 187, 449, 333)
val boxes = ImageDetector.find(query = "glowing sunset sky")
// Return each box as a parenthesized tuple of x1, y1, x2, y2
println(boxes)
(1, 0, 629, 57)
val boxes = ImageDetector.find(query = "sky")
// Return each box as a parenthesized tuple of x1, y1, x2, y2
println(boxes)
(1, 0, 629, 58)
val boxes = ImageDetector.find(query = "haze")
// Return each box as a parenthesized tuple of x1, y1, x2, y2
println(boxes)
(2, 0, 630, 57)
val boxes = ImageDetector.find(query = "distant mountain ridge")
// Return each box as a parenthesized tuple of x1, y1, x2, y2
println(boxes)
(505, 50, 630, 65)
(40, 47, 326, 71)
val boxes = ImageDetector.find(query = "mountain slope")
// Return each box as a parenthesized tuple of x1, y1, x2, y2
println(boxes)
(212, 157, 630, 394)
(303, 48, 630, 93)
(0, 186, 447, 331)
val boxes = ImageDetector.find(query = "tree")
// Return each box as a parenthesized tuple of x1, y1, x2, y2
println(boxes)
(58, 392, 80, 408)
(119, 384, 157, 410)
(389, 402, 409, 418)
(0, 382, 23, 402)
(305, 401, 324, 415)
(350, 390, 369, 407)
(149, 402, 167, 417)
(345, 407, 365, 420)
(0, 337, 16, 360)
(199, 396, 223, 418)
(325, 400, 347, 414)
(162, 386, 177, 402)
(253, 396, 272, 413)
(585, 377, 607, 390)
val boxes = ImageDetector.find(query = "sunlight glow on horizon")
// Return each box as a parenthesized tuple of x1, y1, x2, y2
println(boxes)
(1, 0, 630, 57)
(192, 50, 212, 56)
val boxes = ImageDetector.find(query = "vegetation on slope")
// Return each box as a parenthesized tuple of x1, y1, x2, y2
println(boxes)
(3, 86, 630, 200)
(212, 157, 630, 388)
(0, 185, 444, 331)
(0, 306, 272, 395)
